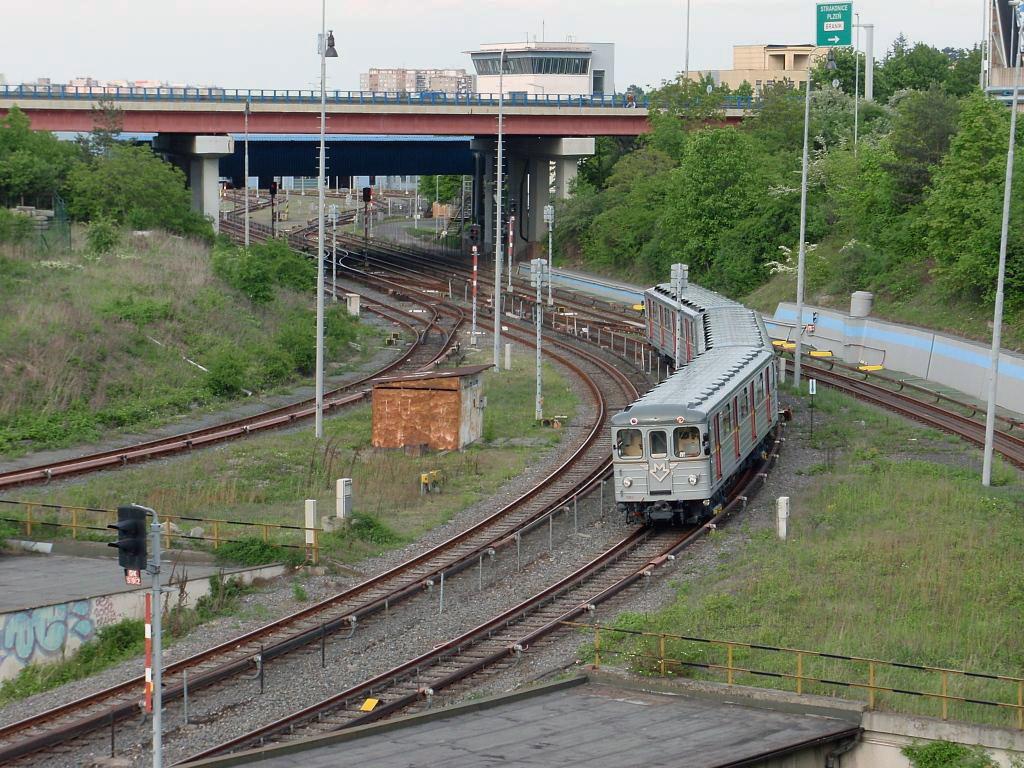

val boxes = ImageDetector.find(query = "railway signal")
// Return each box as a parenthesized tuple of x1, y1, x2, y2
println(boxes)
(108, 504, 147, 572)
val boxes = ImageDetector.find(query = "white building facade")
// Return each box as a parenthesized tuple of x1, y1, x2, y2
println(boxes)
(467, 41, 615, 97)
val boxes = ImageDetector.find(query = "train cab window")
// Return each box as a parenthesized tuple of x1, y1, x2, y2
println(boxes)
(674, 427, 701, 458)
(616, 429, 643, 459)
(649, 430, 668, 459)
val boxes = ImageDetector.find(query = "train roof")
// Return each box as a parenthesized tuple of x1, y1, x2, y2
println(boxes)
(646, 281, 741, 314)
(611, 305, 773, 426)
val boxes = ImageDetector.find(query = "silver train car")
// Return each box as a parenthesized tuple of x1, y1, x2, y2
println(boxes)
(613, 276, 778, 525)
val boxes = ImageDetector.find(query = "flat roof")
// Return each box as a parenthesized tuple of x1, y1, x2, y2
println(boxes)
(372, 364, 493, 386)
(187, 677, 861, 768)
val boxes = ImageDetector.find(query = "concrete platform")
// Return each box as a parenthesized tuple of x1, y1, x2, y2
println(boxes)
(189, 676, 861, 768)
(0, 550, 223, 614)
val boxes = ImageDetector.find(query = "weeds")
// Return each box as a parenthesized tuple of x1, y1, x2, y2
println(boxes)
(0, 619, 144, 706)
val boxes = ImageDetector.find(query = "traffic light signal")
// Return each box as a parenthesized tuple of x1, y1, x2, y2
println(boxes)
(108, 505, 148, 571)
(362, 186, 372, 203)
(269, 181, 278, 197)
(468, 224, 481, 244)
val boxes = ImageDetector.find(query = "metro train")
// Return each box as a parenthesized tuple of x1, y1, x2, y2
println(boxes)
(612, 267, 779, 525)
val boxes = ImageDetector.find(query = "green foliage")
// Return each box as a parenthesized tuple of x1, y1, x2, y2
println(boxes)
(66, 144, 212, 240)
(0, 619, 143, 706)
(0, 105, 80, 207)
(349, 512, 404, 546)
(215, 538, 304, 566)
(205, 345, 248, 397)
(417, 175, 463, 203)
(902, 741, 998, 768)
(211, 238, 314, 303)
(85, 216, 121, 254)
(291, 580, 309, 602)
(98, 296, 173, 326)
(0, 208, 34, 243)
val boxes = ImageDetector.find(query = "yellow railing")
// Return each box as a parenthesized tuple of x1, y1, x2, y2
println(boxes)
(0, 499, 321, 564)
(569, 622, 1024, 730)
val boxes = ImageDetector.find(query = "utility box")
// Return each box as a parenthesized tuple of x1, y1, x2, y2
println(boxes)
(371, 364, 492, 451)
(336, 478, 352, 520)
(345, 293, 361, 316)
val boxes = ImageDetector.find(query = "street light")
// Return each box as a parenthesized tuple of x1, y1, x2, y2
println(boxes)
(983, 0, 1023, 485)
(494, 48, 506, 373)
(314, 10, 338, 440)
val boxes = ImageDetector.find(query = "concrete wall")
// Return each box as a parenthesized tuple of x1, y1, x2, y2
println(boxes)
(0, 564, 284, 681)
(770, 303, 1024, 414)
(848, 711, 1024, 767)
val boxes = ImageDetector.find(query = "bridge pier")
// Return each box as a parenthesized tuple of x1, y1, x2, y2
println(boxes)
(153, 134, 235, 233)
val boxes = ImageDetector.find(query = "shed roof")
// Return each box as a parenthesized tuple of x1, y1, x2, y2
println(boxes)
(372, 364, 493, 386)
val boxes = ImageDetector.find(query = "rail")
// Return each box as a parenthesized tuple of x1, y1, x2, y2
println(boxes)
(0, 84, 654, 109)
(572, 622, 1024, 730)
(0, 499, 321, 563)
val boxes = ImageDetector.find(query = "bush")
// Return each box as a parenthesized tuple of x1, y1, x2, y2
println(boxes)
(0, 208, 34, 244)
(98, 296, 173, 326)
(902, 741, 998, 768)
(275, 312, 316, 375)
(350, 512, 404, 546)
(215, 537, 304, 566)
(205, 346, 248, 397)
(85, 217, 120, 254)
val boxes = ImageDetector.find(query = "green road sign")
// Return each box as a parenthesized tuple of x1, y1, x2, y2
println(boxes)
(816, 3, 853, 47)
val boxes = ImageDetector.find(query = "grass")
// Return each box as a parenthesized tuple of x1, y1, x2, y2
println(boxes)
(0, 350, 580, 565)
(589, 389, 1024, 728)
(0, 230, 382, 456)
(0, 619, 144, 706)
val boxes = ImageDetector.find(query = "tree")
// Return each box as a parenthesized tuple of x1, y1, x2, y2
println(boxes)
(946, 46, 983, 98)
(0, 105, 79, 207)
(745, 81, 807, 155)
(875, 38, 954, 102)
(883, 85, 960, 210)
(809, 47, 862, 99)
(65, 144, 212, 240)
(923, 92, 1024, 308)
(416, 175, 463, 204)
(579, 136, 638, 189)
(75, 98, 124, 158)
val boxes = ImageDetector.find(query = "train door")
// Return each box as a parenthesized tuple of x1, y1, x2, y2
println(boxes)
(729, 400, 739, 458)
(713, 414, 722, 480)
(764, 367, 772, 423)
(647, 429, 673, 494)
(684, 317, 693, 362)
(750, 383, 757, 442)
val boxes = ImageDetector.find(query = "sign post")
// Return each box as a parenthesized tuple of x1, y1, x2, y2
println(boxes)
(808, 378, 817, 439)
(816, 3, 853, 47)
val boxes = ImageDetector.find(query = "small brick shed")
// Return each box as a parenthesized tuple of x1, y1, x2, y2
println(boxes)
(371, 364, 493, 451)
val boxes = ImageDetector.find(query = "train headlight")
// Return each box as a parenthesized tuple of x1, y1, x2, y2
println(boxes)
(622, 478, 632, 488)
(688, 474, 699, 485)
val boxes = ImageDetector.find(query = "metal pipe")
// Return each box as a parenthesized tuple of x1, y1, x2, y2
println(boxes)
(493, 49, 506, 372)
(793, 71, 813, 390)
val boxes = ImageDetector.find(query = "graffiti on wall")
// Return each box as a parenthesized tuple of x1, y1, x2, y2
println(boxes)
(0, 595, 119, 679)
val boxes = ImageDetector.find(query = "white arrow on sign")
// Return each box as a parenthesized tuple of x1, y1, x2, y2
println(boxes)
(828, 35, 840, 43)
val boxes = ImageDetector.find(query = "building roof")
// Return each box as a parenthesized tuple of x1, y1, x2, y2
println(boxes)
(372, 364, 493, 386)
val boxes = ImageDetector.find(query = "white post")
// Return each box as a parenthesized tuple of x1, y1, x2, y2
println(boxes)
(793, 72, 813, 391)
(544, 204, 555, 306)
(531, 259, 545, 421)
(494, 49, 506, 373)
(504, 342, 512, 371)
(777, 497, 790, 540)
(336, 478, 351, 520)
(671, 263, 688, 367)
(854, 15, 860, 157)
(305, 499, 317, 550)
(470, 244, 479, 346)
(684, 0, 692, 81)
(314, 11, 330, 439)
(983, 18, 1020, 486)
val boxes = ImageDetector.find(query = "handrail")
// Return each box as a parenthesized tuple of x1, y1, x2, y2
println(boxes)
(571, 621, 1024, 730)
(0, 84, 662, 109)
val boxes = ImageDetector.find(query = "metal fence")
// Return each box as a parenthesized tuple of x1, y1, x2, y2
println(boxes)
(573, 622, 1024, 730)
(0, 499, 321, 563)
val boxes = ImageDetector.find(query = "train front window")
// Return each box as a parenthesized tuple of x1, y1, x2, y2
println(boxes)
(617, 429, 643, 459)
(649, 430, 668, 459)
(674, 427, 701, 458)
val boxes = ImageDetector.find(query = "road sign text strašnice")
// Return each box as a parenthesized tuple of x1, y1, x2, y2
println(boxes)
(816, 3, 852, 47)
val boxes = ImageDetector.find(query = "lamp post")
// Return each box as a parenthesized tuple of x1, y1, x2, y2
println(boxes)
(983, 0, 1022, 486)
(493, 48, 506, 373)
(684, 0, 692, 81)
(243, 98, 250, 248)
(854, 14, 860, 157)
(543, 204, 555, 306)
(314, 10, 338, 440)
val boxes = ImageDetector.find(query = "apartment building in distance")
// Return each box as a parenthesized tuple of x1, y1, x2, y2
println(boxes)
(358, 68, 474, 94)
(688, 44, 826, 93)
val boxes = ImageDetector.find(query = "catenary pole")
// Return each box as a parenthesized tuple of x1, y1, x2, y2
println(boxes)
(243, 99, 250, 248)
(793, 71, 813, 390)
(983, 5, 1021, 485)
(494, 49, 506, 372)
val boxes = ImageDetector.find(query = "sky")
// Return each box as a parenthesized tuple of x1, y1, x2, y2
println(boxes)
(2, 1, 983, 92)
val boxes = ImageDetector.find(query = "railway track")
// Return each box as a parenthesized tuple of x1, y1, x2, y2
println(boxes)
(182, 436, 780, 764)
(0, 278, 641, 765)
